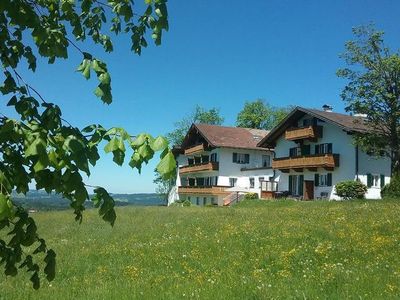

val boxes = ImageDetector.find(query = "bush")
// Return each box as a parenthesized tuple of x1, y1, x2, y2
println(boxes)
(244, 193, 258, 200)
(182, 199, 191, 207)
(335, 180, 367, 200)
(381, 175, 400, 198)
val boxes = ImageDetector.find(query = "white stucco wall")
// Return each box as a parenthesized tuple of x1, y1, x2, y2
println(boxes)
(175, 147, 274, 200)
(274, 116, 391, 200)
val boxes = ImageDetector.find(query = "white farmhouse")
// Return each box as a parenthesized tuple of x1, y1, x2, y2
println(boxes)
(257, 106, 391, 200)
(169, 124, 275, 206)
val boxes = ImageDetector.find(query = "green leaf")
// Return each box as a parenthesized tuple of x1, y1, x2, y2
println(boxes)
(82, 62, 91, 79)
(131, 134, 146, 147)
(0, 194, 13, 221)
(156, 151, 176, 177)
(104, 138, 119, 153)
(99, 72, 111, 84)
(25, 138, 46, 157)
(150, 136, 168, 152)
(44, 250, 56, 282)
(112, 149, 125, 166)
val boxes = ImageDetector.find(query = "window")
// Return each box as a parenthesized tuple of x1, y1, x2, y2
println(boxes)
(194, 156, 201, 164)
(289, 175, 304, 196)
(250, 177, 255, 188)
(188, 158, 194, 165)
(201, 155, 209, 163)
(367, 173, 385, 188)
(262, 155, 271, 167)
(210, 153, 218, 162)
(314, 173, 332, 187)
(229, 178, 237, 187)
(197, 177, 204, 186)
(289, 147, 301, 157)
(289, 145, 310, 157)
(315, 143, 332, 154)
(233, 153, 250, 164)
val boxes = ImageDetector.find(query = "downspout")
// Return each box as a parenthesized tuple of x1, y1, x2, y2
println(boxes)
(355, 145, 359, 181)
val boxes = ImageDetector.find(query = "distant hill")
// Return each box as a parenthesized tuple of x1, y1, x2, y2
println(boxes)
(12, 190, 165, 211)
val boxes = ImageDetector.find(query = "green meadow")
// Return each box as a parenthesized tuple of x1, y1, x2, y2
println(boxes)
(1, 200, 400, 299)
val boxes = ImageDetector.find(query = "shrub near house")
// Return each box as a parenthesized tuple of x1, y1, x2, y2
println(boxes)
(335, 180, 368, 200)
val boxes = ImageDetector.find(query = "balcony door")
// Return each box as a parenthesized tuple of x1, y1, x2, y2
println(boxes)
(289, 175, 304, 197)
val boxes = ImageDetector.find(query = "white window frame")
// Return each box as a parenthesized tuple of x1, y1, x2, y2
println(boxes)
(237, 153, 247, 164)
(319, 174, 328, 187)
(249, 177, 255, 188)
(372, 174, 380, 188)
(262, 155, 271, 167)
(229, 178, 237, 187)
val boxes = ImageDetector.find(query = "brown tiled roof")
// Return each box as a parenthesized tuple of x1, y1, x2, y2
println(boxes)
(305, 108, 369, 132)
(184, 124, 270, 150)
(258, 106, 370, 147)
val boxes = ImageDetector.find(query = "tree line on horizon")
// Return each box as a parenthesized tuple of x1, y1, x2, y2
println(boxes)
(166, 100, 292, 147)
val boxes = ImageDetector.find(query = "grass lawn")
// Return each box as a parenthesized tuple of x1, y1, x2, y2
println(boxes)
(1, 199, 400, 299)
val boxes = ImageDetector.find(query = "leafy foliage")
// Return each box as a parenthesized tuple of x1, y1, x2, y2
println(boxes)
(243, 192, 258, 200)
(337, 25, 400, 176)
(335, 180, 367, 200)
(236, 99, 291, 130)
(166, 105, 224, 146)
(381, 175, 400, 198)
(0, 0, 173, 288)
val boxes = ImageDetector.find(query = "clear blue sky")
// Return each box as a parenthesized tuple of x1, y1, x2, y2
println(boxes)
(3, 0, 400, 193)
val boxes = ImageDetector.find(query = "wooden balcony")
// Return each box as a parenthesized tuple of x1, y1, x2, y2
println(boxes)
(184, 144, 206, 155)
(272, 154, 339, 171)
(285, 126, 322, 141)
(178, 186, 229, 195)
(179, 162, 219, 174)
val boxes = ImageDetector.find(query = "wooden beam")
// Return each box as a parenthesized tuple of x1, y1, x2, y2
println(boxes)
(294, 168, 304, 172)
(307, 167, 317, 172)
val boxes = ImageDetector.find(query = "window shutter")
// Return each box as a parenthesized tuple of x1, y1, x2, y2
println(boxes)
(289, 148, 294, 157)
(315, 145, 319, 155)
(233, 153, 237, 163)
(328, 143, 333, 154)
(245, 154, 250, 164)
(380, 174, 385, 188)
(314, 174, 319, 186)
(327, 173, 332, 186)
(299, 175, 304, 196)
(288, 175, 293, 194)
(367, 173, 372, 188)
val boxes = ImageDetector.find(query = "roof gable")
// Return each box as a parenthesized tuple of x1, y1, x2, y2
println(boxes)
(257, 106, 369, 147)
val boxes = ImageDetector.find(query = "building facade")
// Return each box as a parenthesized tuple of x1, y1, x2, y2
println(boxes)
(169, 124, 274, 206)
(257, 107, 391, 200)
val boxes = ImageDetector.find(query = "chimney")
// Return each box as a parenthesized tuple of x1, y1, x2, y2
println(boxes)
(322, 104, 333, 112)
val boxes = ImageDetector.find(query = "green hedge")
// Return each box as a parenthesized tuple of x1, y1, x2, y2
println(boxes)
(381, 175, 400, 198)
(335, 180, 367, 200)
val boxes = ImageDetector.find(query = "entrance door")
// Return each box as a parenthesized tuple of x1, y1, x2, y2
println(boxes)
(304, 180, 314, 200)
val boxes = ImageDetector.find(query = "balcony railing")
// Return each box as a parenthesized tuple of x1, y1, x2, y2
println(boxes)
(285, 126, 322, 141)
(272, 153, 339, 171)
(179, 162, 219, 174)
(178, 186, 229, 195)
(184, 144, 206, 155)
